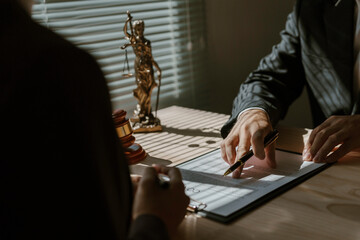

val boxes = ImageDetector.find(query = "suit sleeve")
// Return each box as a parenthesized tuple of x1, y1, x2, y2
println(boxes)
(221, 1, 306, 138)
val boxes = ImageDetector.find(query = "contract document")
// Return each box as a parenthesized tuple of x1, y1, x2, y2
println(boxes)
(178, 149, 328, 222)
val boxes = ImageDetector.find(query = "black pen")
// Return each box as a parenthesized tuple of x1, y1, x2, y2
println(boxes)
(223, 129, 279, 176)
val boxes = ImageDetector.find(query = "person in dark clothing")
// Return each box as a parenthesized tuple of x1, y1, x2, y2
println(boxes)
(220, 0, 360, 178)
(0, 0, 189, 239)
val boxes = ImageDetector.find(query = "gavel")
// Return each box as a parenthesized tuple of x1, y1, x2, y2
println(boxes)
(112, 109, 147, 165)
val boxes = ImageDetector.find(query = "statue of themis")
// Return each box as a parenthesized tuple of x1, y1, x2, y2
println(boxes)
(121, 11, 162, 132)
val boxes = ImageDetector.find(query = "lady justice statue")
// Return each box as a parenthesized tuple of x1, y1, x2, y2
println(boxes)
(121, 11, 162, 132)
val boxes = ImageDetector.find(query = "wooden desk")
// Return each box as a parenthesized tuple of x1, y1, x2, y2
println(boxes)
(132, 106, 360, 240)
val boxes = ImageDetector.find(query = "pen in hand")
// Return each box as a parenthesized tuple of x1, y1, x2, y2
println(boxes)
(223, 129, 279, 176)
(158, 174, 170, 188)
(158, 174, 205, 213)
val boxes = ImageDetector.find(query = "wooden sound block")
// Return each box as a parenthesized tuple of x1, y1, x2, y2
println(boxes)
(124, 143, 147, 165)
(112, 109, 147, 165)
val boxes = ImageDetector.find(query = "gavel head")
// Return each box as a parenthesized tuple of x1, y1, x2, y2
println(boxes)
(112, 109, 147, 165)
(112, 109, 135, 148)
(112, 109, 126, 126)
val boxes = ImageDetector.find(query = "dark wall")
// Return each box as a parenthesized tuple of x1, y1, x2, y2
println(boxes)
(203, 0, 312, 128)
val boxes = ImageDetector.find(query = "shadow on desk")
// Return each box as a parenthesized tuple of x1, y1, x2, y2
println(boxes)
(142, 155, 172, 166)
(134, 124, 223, 167)
(129, 155, 172, 175)
(162, 126, 221, 138)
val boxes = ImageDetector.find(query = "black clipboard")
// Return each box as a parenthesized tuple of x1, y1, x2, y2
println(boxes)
(177, 149, 330, 223)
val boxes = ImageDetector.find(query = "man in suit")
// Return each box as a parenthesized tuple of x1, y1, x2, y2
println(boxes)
(220, 0, 360, 178)
(0, 0, 189, 239)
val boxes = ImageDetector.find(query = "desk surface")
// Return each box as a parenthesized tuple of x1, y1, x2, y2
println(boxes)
(133, 106, 360, 240)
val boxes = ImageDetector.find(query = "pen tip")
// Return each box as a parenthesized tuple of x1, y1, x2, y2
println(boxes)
(223, 169, 231, 176)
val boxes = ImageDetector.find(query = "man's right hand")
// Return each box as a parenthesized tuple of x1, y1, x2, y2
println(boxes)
(132, 165, 189, 236)
(220, 109, 275, 178)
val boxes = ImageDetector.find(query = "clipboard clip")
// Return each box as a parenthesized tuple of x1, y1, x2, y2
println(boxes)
(187, 199, 207, 213)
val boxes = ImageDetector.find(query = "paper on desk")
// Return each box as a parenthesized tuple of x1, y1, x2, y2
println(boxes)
(178, 149, 326, 221)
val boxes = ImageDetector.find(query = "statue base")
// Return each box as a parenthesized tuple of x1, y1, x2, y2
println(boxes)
(131, 115, 162, 133)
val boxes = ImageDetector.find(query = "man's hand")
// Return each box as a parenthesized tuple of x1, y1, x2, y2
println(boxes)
(220, 109, 275, 178)
(132, 165, 189, 236)
(303, 115, 360, 163)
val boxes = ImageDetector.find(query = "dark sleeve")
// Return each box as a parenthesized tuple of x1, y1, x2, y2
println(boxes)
(50, 44, 168, 239)
(129, 215, 170, 240)
(221, 0, 305, 138)
(46, 45, 169, 240)
(29, 44, 133, 239)
(1, 6, 170, 239)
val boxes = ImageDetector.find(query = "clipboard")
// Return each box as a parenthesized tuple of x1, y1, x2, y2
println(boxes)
(177, 148, 330, 223)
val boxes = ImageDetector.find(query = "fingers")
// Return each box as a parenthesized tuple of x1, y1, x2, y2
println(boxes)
(303, 121, 330, 160)
(220, 145, 229, 164)
(232, 138, 274, 179)
(325, 141, 351, 163)
(232, 129, 264, 179)
(312, 131, 345, 162)
(251, 129, 266, 160)
(304, 116, 344, 162)
(167, 168, 184, 189)
(152, 164, 168, 174)
(265, 142, 276, 168)
(131, 174, 142, 195)
(152, 164, 184, 189)
(303, 115, 360, 163)
(306, 119, 331, 149)
(309, 126, 339, 161)
(141, 166, 157, 185)
(131, 174, 142, 188)
(232, 165, 243, 179)
(133, 165, 188, 236)
(220, 134, 239, 165)
(235, 131, 251, 163)
(220, 109, 274, 179)
(304, 120, 332, 161)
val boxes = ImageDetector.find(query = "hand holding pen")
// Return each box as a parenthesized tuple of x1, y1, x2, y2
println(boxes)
(220, 109, 277, 178)
(133, 165, 189, 236)
(223, 129, 279, 176)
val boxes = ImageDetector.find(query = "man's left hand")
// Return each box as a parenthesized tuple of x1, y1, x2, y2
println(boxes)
(303, 115, 360, 163)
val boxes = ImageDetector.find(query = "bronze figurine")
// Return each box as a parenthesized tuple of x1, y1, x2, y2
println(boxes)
(121, 11, 162, 132)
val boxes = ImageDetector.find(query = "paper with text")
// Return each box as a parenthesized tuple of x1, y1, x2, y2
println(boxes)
(178, 149, 326, 220)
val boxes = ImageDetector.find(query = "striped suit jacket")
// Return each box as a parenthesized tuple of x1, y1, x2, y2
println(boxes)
(221, 0, 357, 138)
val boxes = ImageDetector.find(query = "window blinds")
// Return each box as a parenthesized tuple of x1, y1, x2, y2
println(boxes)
(31, 0, 207, 114)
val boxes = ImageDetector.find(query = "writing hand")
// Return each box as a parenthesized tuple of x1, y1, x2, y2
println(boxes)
(130, 174, 142, 196)
(220, 109, 275, 178)
(303, 115, 360, 163)
(132, 165, 189, 236)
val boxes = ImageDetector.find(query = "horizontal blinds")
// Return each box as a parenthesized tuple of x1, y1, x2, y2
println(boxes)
(32, 0, 207, 114)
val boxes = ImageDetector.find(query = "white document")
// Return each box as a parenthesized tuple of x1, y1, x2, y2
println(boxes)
(178, 149, 327, 222)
